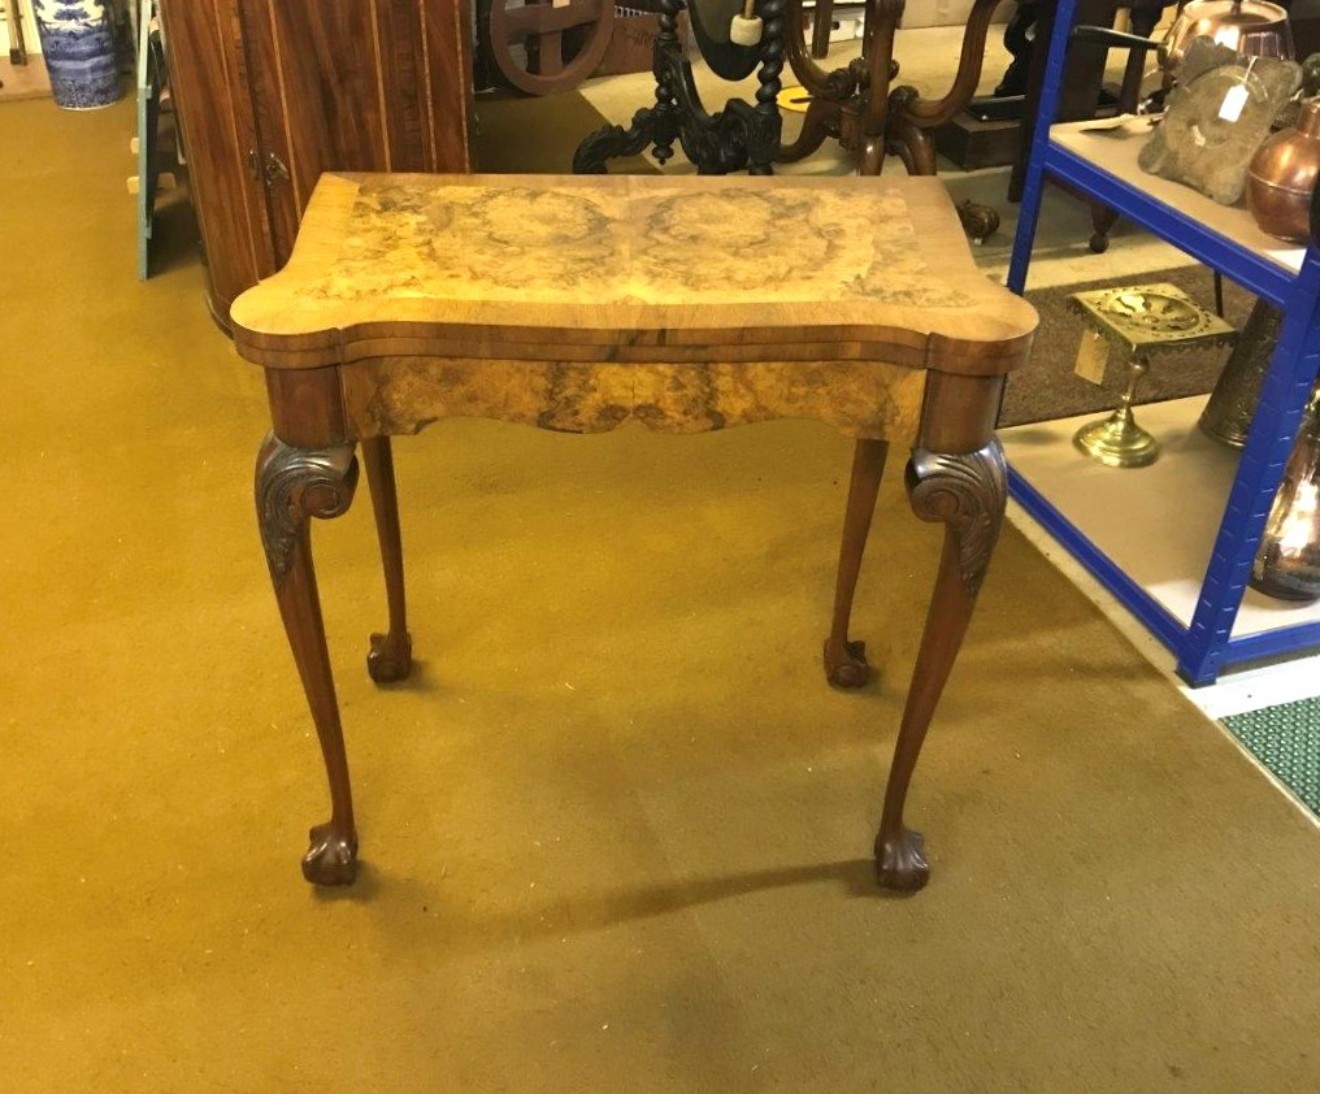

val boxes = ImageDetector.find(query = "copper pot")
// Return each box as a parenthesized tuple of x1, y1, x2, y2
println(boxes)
(1161, 0, 1294, 71)
(1071, 3, 1293, 77)
(1247, 98, 1320, 242)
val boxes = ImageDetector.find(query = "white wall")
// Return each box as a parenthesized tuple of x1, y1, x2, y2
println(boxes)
(902, 0, 1017, 30)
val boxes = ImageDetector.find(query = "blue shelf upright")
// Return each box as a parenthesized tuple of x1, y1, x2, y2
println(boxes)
(1006, 0, 1320, 684)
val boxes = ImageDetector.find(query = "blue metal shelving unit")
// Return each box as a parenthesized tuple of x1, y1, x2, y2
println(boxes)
(1008, 0, 1320, 685)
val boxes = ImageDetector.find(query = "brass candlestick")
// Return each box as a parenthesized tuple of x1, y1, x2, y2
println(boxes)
(1067, 284, 1238, 468)
(1074, 354, 1161, 467)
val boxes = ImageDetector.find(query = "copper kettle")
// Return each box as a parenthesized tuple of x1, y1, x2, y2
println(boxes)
(1247, 98, 1320, 241)
(1159, 0, 1295, 71)
(1073, 0, 1293, 74)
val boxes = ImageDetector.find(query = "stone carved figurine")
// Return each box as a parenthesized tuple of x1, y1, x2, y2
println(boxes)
(1138, 37, 1301, 204)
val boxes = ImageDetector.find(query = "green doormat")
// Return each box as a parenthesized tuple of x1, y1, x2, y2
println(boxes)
(1223, 698, 1320, 817)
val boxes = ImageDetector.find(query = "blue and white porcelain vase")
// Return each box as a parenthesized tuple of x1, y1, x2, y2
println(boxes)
(34, 0, 122, 110)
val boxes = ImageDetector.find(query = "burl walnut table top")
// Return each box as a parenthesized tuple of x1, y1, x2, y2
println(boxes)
(231, 173, 1037, 375)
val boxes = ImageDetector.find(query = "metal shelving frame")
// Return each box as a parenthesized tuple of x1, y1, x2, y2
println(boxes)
(1007, 0, 1320, 685)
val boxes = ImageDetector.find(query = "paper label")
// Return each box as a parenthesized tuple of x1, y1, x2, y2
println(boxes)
(1075, 331, 1109, 385)
(1076, 114, 1137, 133)
(1218, 84, 1249, 124)
(553, 0, 570, 7)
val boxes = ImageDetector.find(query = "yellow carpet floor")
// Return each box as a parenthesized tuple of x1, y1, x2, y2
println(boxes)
(4, 97, 1320, 1093)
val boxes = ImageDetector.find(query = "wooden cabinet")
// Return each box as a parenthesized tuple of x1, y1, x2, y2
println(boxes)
(160, 0, 474, 327)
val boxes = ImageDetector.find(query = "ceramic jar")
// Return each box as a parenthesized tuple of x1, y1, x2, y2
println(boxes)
(1247, 98, 1320, 242)
(33, 0, 122, 110)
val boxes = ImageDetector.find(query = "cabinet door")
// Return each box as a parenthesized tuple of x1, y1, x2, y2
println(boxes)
(159, 0, 280, 322)
(238, 0, 474, 264)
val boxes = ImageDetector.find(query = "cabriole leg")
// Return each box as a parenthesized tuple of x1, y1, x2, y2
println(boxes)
(256, 433, 361, 886)
(824, 438, 889, 687)
(876, 440, 1006, 891)
(361, 437, 413, 683)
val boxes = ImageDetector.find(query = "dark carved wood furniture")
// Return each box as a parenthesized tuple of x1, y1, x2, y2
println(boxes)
(231, 172, 1037, 893)
(158, 0, 474, 329)
(573, 0, 787, 175)
(780, 0, 1010, 178)
(574, 0, 1006, 238)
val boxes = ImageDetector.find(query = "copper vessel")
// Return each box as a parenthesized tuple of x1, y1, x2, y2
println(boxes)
(1252, 382, 1320, 601)
(1161, 0, 1294, 71)
(1247, 98, 1320, 242)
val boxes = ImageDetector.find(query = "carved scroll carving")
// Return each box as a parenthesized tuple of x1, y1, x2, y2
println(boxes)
(255, 435, 359, 584)
(905, 440, 1006, 598)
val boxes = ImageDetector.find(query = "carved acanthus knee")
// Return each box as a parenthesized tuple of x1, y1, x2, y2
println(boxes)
(905, 441, 1006, 599)
(256, 434, 359, 584)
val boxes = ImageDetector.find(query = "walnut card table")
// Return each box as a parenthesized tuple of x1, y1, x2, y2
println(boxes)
(231, 172, 1037, 892)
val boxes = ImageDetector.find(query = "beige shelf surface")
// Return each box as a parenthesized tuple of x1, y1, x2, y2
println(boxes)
(1002, 395, 1320, 640)
(1051, 117, 1306, 276)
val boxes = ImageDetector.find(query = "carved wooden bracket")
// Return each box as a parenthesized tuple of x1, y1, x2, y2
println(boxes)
(906, 440, 1007, 599)
(255, 435, 359, 584)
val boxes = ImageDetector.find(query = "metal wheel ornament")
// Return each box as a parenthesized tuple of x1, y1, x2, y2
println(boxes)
(487, 0, 616, 96)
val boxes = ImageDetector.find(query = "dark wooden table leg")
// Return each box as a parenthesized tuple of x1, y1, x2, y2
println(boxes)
(824, 438, 889, 688)
(857, 0, 900, 176)
(875, 439, 1006, 890)
(361, 437, 413, 684)
(777, 94, 836, 163)
(811, 0, 835, 58)
(255, 433, 362, 886)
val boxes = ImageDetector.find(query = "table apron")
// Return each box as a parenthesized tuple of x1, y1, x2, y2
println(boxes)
(267, 357, 944, 448)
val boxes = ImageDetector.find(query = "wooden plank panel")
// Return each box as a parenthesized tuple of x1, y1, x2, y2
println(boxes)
(159, 0, 276, 314)
(423, 0, 475, 171)
(266, 0, 391, 195)
(374, 0, 429, 172)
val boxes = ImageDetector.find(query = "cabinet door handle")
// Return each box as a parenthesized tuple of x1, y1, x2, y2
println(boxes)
(263, 153, 291, 185)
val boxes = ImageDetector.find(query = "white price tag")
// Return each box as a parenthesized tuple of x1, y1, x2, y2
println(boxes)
(1218, 83, 1249, 124)
(1074, 330, 1109, 385)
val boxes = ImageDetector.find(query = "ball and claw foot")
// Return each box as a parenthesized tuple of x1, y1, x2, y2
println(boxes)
(367, 631, 413, 684)
(875, 827, 929, 891)
(956, 200, 1001, 245)
(301, 822, 359, 886)
(824, 637, 873, 688)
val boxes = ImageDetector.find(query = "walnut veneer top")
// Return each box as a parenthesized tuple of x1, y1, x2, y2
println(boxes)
(231, 173, 1037, 375)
